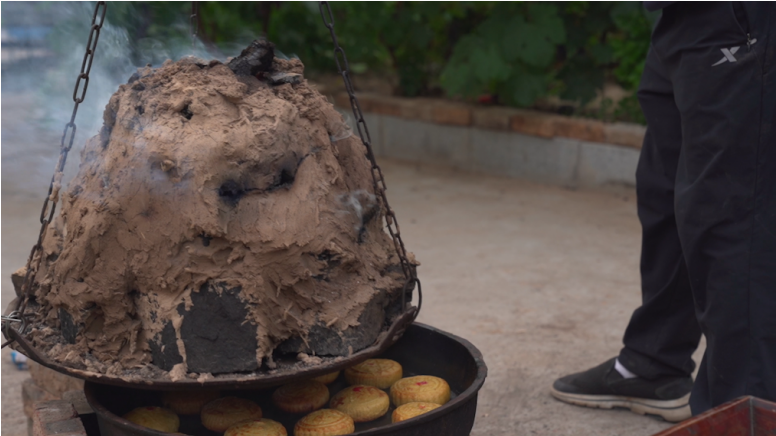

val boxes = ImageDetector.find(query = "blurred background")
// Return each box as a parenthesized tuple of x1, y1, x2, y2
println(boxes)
(3, 1, 655, 124)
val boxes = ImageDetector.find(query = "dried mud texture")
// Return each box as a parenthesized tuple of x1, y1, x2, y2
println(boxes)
(24, 49, 413, 378)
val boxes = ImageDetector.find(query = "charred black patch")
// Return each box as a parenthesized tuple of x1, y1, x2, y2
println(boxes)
(362, 202, 379, 224)
(59, 308, 78, 344)
(269, 167, 296, 191)
(70, 184, 84, 198)
(99, 123, 112, 149)
(269, 156, 303, 191)
(312, 250, 341, 281)
(227, 39, 275, 77)
(127, 71, 140, 84)
(180, 104, 193, 120)
(218, 180, 246, 206)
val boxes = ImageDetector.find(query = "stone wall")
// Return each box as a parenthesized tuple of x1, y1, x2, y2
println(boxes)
(327, 91, 644, 189)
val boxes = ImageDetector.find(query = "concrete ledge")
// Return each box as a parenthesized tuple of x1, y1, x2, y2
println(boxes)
(344, 112, 639, 189)
(331, 91, 645, 149)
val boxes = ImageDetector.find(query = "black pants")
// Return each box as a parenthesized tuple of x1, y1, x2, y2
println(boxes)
(617, 2, 776, 414)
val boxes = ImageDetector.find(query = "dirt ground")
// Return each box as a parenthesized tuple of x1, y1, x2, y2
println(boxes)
(1, 95, 704, 436)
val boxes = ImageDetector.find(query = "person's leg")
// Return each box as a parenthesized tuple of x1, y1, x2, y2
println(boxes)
(550, 46, 697, 423)
(651, 1, 776, 413)
(618, 44, 702, 382)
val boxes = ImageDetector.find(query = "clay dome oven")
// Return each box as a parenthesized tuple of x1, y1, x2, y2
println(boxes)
(14, 41, 417, 381)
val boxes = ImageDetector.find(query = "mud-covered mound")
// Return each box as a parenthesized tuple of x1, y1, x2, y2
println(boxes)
(22, 42, 413, 379)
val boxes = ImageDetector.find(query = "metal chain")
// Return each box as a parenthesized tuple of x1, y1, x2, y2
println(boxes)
(190, 2, 198, 50)
(319, 1, 421, 318)
(2, 1, 107, 348)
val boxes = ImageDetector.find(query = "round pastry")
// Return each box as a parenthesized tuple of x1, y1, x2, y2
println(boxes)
(329, 385, 390, 422)
(224, 418, 287, 436)
(312, 371, 340, 385)
(123, 406, 180, 433)
(201, 397, 263, 433)
(391, 402, 441, 423)
(344, 358, 402, 389)
(294, 409, 355, 436)
(390, 376, 451, 407)
(162, 390, 220, 415)
(272, 380, 330, 414)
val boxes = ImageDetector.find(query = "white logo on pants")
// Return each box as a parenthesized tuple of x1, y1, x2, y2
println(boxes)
(712, 39, 757, 66)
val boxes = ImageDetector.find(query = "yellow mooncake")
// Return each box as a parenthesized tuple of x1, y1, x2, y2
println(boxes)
(224, 418, 288, 436)
(162, 390, 220, 415)
(272, 380, 330, 414)
(391, 402, 441, 423)
(123, 406, 180, 433)
(344, 358, 402, 389)
(201, 397, 263, 433)
(390, 375, 450, 407)
(330, 385, 390, 422)
(294, 409, 355, 436)
(312, 371, 340, 385)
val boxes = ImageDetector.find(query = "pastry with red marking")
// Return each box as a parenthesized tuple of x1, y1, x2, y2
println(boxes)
(391, 402, 441, 423)
(294, 409, 355, 436)
(390, 375, 450, 407)
(329, 385, 390, 422)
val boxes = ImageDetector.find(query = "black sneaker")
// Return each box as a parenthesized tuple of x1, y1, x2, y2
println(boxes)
(550, 357, 692, 422)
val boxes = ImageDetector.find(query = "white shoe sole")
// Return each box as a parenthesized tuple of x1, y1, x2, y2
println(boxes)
(550, 386, 691, 422)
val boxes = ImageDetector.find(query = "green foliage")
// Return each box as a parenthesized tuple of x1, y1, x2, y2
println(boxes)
(43, 1, 653, 123)
(440, 0, 652, 118)
(609, 2, 657, 91)
(441, 2, 566, 107)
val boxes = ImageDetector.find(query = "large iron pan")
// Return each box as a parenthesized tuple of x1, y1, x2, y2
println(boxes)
(4, 296, 417, 391)
(85, 322, 487, 436)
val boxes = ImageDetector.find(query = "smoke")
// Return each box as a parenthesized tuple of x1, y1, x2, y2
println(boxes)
(1, 2, 264, 197)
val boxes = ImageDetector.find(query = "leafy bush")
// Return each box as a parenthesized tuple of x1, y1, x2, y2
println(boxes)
(440, 2, 566, 107)
(49, 1, 654, 123)
(440, 1, 653, 123)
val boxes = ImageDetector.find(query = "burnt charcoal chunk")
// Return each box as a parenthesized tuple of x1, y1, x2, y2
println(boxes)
(227, 40, 275, 77)
(59, 308, 78, 344)
(277, 295, 385, 356)
(178, 281, 259, 374)
(149, 322, 183, 371)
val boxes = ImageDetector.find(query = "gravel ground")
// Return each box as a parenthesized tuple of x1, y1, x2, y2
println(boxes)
(1, 92, 704, 435)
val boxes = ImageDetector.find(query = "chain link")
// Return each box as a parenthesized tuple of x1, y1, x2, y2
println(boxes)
(2, 1, 107, 348)
(319, 1, 421, 318)
(190, 2, 199, 50)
